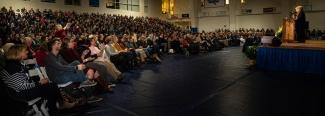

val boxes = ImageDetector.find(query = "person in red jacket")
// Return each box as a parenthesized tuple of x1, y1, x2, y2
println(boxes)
(54, 23, 72, 41)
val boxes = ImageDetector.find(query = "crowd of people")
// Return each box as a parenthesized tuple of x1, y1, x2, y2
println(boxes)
(0, 6, 281, 115)
(308, 29, 325, 40)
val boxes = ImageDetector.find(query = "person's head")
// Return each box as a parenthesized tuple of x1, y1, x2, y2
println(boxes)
(48, 38, 62, 52)
(2, 43, 15, 54)
(23, 37, 33, 47)
(69, 38, 77, 49)
(89, 35, 97, 46)
(5, 44, 28, 61)
(295, 6, 303, 13)
(56, 24, 63, 31)
(104, 35, 111, 44)
(112, 35, 119, 43)
(98, 34, 104, 42)
(63, 38, 77, 49)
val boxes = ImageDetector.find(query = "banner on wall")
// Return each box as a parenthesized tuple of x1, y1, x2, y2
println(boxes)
(263, 7, 276, 13)
(204, 0, 225, 8)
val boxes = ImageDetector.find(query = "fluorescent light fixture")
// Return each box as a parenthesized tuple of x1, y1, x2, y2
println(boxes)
(226, 0, 229, 5)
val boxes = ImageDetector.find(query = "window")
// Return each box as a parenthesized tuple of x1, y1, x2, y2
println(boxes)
(89, 0, 100, 7)
(65, 0, 73, 5)
(64, 0, 81, 6)
(106, 0, 139, 12)
(162, 0, 174, 15)
(144, 0, 149, 13)
(106, 0, 116, 9)
(41, 0, 56, 3)
(130, 0, 140, 12)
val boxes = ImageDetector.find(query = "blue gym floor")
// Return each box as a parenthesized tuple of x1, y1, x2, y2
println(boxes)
(60, 47, 325, 116)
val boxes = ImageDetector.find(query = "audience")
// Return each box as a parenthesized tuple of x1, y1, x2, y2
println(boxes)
(309, 29, 325, 40)
(0, 6, 285, 115)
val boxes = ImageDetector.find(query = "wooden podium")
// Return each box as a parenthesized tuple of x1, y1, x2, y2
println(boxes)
(282, 18, 295, 43)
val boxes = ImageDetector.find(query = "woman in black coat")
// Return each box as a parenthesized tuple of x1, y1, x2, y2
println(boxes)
(294, 6, 306, 43)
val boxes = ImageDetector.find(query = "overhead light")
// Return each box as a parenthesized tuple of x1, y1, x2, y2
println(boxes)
(226, 0, 229, 5)
(241, 0, 245, 4)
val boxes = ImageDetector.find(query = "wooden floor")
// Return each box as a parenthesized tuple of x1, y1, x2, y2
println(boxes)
(305, 40, 325, 44)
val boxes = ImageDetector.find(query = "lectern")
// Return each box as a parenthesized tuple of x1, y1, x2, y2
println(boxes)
(282, 18, 295, 43)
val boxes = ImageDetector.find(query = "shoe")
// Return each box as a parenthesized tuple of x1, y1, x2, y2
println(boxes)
(117, 74, 124, 81)
(155, 59, 162, 64)
(105, 85, 114, 92)
(57, 101, 76, 110)
(109, 83, 116, 88)
(79, 80, 97, 88)
(87, 96, 103, 104)
(112, 74, 124, 84)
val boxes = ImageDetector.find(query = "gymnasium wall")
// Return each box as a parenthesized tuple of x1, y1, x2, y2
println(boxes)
(192, 0, 325, 32)
(0, 0, 161, 17)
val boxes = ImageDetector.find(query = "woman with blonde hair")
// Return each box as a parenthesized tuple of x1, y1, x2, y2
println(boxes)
(1, 44, 75, 115)
(54, 23, 72, 41)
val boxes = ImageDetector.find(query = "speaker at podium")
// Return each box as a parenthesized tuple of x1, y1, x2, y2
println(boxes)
(282, 18, 295, 43)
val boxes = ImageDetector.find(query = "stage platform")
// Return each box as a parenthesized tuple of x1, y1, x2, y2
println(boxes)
(257, 40, 325, 76)
(280, 40, 325, 50)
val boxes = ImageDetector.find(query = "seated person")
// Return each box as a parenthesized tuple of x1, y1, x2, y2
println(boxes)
(44, 38, 96, 87)
(1, 44, 75, 115)
(180, 37, 190, 56)
(105, 35, 135, 71)
(22, 37, 36, 59)
(146, 36, 162, 62)
(87, 35, 123, 81)
(34, 43, 48, 67)
(124, 35, 147, 63)
(61, 37, 114, 91)
(54, 23, 72, 41)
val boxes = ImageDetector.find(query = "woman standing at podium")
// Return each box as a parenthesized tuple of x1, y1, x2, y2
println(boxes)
(294, 6, 306, 43)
